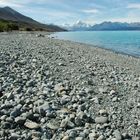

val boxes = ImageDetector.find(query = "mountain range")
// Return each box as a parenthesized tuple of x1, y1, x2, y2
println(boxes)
(0, 6, 65, 32)
(63, 21, 140, 31)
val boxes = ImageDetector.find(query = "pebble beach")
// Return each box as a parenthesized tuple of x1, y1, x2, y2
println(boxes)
(0, 32, 140, 140)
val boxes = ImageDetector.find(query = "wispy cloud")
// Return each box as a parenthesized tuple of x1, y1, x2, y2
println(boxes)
(0, 0, 23, 7)
(82, 9, 99, 14)
(127, 3, 140, 9)
(21, 8, 73, 18)
(0, 0, 41, 7)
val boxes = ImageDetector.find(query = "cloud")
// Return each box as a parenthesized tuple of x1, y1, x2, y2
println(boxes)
(82, 9, 99, 14)
(127, 3, 140, 9)
(0, 0, 43, 8)
(22, 8, 73, 18)
(0, 0, 23, 7)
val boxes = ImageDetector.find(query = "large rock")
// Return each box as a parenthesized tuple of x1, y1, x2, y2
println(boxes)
(24, 120, 40, 129)
(95, 116, 108, 124)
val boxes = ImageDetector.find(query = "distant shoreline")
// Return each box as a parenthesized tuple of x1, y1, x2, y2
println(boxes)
(52, 38, 140, 73)
(55, 37, 140, 59)
(51, 31, 140, 58)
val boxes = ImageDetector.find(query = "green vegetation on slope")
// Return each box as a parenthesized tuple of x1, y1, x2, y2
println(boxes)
(0, 20, 19, 32)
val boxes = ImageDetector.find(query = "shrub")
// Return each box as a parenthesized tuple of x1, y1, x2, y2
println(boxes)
(0, 20, 19, 32)
(25, 27, 33, 31)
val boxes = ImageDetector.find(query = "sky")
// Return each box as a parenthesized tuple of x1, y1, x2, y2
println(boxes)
(0, 0, 140, 25)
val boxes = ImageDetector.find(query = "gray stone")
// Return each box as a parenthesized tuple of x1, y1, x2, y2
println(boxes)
(99, 87, 108, 93)
(10, 109, 21, 117)
(76, 137, 83, 140)
(6, 117, 14, 123)
(54, 84, 65, 92)
(37, 102, 50, 112)
(2, 122, 11, 129)
(93, 97, 100, 104)
(32, 131, 42, 138)
(9, 133, 20, 140)
(110, 90, 116, 95)
(95, 116, 108, 124)
(75, 117, 83, 126)
(60, 119, 68, 128)
(112, 97, 118, 102)
(85, 87, 93, 93)
(6, 92, 14, 100)
(89, 132, 98, 140)
(61, 95, 70, 105)
(10, 105, 22, 117)
(99, 109, 108, 116)
(62, 136, 69, 140)
(97, 135, 105, 140)
(69, 130, 77, 138)
(15, 117, 26, 125)
(24, 120, 40, 129)
(67, 120, 75, 128)
(60, 118, 75, 128)
(47, 122, 60, 130)
(77, 111, 86, 119)
(114, 130, 122, 140)
(132, 137, 140, 140)
(0, 115, 7, 121)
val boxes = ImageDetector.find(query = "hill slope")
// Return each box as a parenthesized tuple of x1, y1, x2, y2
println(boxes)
(0, 6, 65, 32)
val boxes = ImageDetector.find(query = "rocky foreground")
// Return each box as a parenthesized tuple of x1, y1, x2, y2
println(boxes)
(0, 32, 140, 140)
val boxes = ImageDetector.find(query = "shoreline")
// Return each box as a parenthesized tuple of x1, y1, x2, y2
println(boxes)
(54, 37, 140, 58)
(52, 37, 140, 74)
(0, 32, 140, 139)
(50, 31, 140, 59)
(56, 38, 140, 59)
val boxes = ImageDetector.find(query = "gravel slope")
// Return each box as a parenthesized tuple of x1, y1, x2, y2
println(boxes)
(0, 32, 140, 140)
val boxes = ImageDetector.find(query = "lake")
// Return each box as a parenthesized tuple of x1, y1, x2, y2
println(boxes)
(53, 31, 140, 57)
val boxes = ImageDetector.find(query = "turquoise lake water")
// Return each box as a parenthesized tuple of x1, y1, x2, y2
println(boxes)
(53, 31, 140, 57)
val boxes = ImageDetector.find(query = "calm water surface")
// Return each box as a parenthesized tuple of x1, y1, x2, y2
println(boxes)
(53, 31, 140, 57)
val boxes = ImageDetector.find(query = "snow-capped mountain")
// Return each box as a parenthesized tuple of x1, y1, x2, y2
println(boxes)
(62, 20, 91, 31)
(62, 21, 140, 31)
